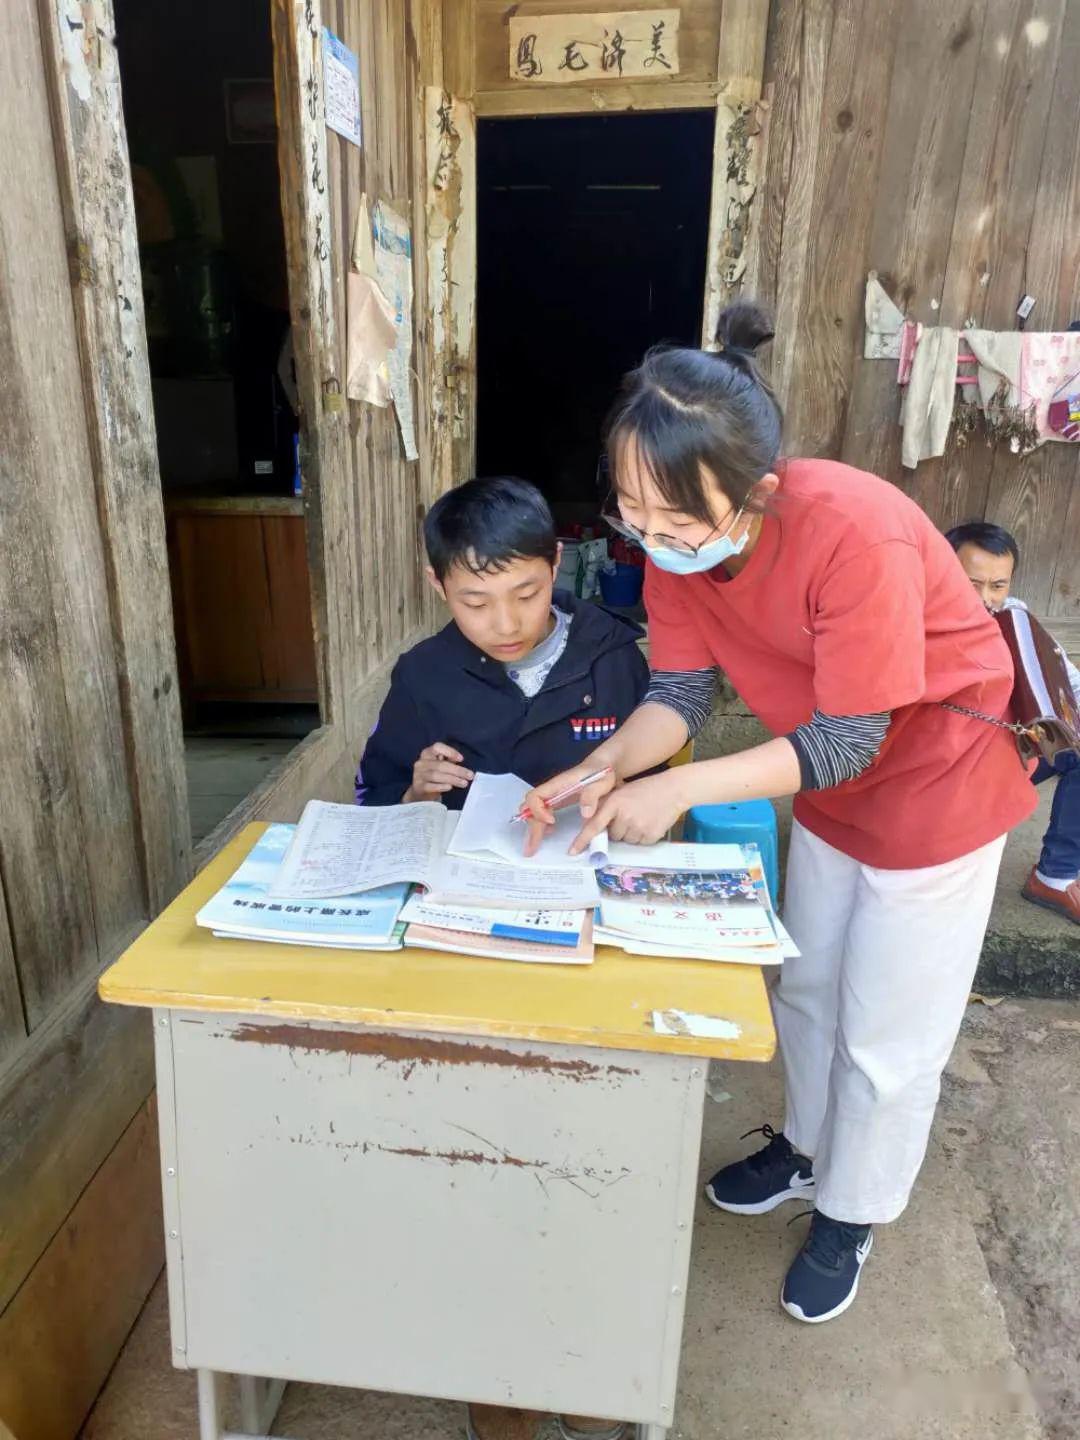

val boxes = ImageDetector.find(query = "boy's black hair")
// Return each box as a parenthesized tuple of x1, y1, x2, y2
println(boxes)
(424, 476, 558, 580)
(944, 520, 1020, 568)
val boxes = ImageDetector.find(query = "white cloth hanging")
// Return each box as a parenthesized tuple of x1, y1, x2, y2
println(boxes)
(900, 327, 959, 468)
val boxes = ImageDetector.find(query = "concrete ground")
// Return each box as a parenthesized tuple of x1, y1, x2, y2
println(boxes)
(80, 997, 1079, 1440)
(185, 738, 299, 842)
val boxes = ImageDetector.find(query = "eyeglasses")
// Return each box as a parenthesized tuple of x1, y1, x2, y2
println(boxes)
(601, 491, 730, 557)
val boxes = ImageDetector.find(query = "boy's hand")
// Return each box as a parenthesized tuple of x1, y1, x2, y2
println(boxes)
(522, 763, 618, 857)
(403, 744, 474, 802)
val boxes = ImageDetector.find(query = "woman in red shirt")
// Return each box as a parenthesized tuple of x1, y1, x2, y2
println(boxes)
(526, 302, 1034, 1326)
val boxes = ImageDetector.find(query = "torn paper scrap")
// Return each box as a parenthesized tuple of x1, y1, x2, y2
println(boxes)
(864, 272, 906, 360)
(352, 193, 378, 276)
(346, 270, 396, 405)
(651, 1009, 742, 1041)
(372, 200, 419, 462)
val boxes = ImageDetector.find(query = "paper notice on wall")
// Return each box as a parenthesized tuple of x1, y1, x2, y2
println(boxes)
(372, 200, 418, 461)
(323, 29, 361, 146)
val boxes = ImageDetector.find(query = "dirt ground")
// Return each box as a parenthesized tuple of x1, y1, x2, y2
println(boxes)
(81, 996, 1080, 1440)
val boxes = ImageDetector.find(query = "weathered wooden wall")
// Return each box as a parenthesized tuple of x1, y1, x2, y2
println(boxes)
(0, 0, 189, 1434)
(1, 1, 470, 1435)
(272, 0, 476, 738)
(755, 0, 1080, 643)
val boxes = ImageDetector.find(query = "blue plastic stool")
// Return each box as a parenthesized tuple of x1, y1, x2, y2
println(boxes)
(684, 798, 780, 903)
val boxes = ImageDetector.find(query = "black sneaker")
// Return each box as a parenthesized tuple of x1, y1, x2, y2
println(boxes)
(781, 1210, 873, 1323)
(703, 1124, 815, 1215)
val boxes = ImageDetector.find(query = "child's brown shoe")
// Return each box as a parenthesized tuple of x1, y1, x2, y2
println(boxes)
(557, 1418, 627, 1440)
(466, 1404, 546, 1440)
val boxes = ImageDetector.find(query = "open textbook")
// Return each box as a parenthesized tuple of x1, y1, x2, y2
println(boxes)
(267, 797, 600, 909)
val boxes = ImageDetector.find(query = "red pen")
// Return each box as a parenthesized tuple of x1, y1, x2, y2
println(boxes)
(511, 766, 614, 824)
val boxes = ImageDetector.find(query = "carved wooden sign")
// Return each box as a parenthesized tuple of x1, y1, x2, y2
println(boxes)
(508, 10, 680, 83)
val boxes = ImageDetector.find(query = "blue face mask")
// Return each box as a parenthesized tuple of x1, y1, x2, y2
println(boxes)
(646, 508, 749, 576)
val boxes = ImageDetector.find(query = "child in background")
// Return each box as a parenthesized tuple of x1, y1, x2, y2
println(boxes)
(355, 476, 650, 820)
(947, 520, 1080, 924)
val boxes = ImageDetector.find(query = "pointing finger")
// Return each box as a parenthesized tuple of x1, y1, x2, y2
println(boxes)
(569, 797, 616, 856)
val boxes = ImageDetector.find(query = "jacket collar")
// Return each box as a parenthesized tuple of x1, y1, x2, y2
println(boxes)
(441, 588, 643, 686)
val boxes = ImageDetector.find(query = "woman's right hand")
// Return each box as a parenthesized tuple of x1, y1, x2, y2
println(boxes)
(522, 763, 619, 857)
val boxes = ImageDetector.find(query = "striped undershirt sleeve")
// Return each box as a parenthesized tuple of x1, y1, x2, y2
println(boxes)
(788, 709, 891, 790)
(643, 667, 719, 738)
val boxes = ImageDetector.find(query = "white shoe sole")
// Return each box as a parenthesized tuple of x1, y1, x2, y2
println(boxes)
(780, 1231, 874, 1324)
(703, 1179, 816, 1215)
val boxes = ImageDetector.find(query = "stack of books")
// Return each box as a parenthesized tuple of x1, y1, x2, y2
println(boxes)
(594, 842, 792, 966)
(196, 824, 409, 950)
(194, 779, 795, 968)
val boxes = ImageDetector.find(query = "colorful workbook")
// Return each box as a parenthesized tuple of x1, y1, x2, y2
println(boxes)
(404, 913, 595, 966)
(594, 844, 794, 966)
(399, 895, 587, 947)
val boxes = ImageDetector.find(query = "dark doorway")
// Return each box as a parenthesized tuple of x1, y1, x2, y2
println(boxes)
(115, 0, 320, 842)
(477, 109, 715, 522)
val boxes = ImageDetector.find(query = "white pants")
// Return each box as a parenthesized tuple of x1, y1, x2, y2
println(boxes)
(776, 821, 1007, 1224)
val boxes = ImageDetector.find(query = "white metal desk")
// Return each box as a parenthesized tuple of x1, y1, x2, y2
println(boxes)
(100, 824, 775, 1440)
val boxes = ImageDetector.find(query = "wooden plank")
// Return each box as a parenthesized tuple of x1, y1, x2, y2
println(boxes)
(474, 76, 722, 114)
(939, 0, 1067, 330)
(1048, 471, 1080, 623)
(840, 0, 985, 487)
(475, 0, 722, 94)
(0, 967, 153, 1314)
(448, 98, 477, 482)
(760, 0, 835, 412)
(908, 1, 1057, 539)
(701, 0, 770, 345)
(164, 494, 306, 517)
(443, 0, 475, 98)
(170, 514, 276, 696)
(1, 0, 143, 1026)
(983, 0, 1079, 612)
(1042, 616, 1080, 659)
(0, 1099, 163, 1440)
(273, 0, 350, 722)
(780, 0, 902, 458)
(0, 882, 26, 1071)
(263, 515, 321, 698)
(38, 0, 191, 914)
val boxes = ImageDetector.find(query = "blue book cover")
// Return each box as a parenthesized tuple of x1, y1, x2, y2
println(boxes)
(197, 823, 407, 947)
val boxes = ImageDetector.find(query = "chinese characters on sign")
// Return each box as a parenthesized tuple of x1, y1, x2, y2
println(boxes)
(508, 10, 680, 83)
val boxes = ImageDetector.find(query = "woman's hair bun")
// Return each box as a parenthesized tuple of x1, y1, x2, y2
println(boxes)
(715, 299, 775, 356)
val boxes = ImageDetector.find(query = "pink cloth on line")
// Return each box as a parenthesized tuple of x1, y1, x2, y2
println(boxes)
(1021, 331, 1080, 439)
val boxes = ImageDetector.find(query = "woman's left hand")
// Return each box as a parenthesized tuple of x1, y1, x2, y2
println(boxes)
(569, 769, 691, 853)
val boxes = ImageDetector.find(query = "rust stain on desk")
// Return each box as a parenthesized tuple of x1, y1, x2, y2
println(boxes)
(230, 1022, 639, 1081)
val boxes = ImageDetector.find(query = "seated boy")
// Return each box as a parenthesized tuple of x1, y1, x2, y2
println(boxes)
(946, 520, 1080, 924)
(356, 473, 650, 807)
(356, 475, 648, 1440)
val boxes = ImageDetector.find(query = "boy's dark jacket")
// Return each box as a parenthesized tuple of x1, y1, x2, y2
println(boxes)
(356, 590, 649, 808)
